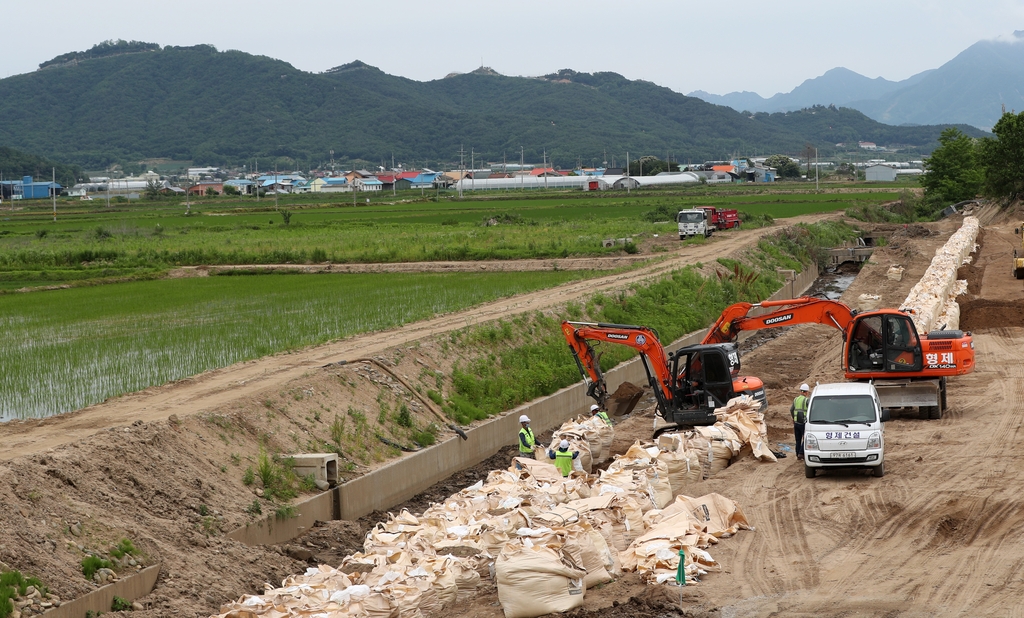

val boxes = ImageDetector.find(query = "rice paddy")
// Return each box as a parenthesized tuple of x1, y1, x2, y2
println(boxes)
(0, 270, 591, 421)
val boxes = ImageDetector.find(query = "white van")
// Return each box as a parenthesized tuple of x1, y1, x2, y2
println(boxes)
(803, 382, 889, 478)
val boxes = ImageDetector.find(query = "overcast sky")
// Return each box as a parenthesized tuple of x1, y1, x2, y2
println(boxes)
(3, 0, 1023, 97)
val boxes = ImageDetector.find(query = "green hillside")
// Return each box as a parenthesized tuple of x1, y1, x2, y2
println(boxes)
(0, 43, 986, 169)
(0, 147, 84, 186)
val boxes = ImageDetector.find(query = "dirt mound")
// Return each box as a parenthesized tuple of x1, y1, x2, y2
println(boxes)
(959, 299, 1024, 331)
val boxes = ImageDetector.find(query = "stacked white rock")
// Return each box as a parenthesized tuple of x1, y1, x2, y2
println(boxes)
(899, 217, 979, 333)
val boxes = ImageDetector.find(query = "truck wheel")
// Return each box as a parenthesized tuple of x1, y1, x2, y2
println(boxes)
(804, 464, 816, 478)
(923, 405, 941, 419)
(679, 235, 685, 241)
(872, 462, 885, 478)
(918, 406, 931, 420)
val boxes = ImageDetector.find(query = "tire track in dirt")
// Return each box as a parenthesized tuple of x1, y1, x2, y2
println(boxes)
(0, 214, 837, 461)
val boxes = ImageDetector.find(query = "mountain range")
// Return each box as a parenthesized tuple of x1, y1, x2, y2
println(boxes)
(0, 42, 990, 169)
(689, 32, 1024, 130)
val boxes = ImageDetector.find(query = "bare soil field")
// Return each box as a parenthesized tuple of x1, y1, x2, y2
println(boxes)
(2, 206, 1021, 618)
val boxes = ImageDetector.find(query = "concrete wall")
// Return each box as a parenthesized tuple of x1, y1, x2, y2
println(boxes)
(42, 565, 160, 618)
(226, 488, 337, 546)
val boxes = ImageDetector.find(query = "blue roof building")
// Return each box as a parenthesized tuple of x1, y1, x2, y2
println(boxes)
(0, 176, 62, 200)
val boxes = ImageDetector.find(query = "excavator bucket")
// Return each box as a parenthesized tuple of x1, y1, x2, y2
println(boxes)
(873, 379, 941, 409)
(607, 381, 645, 417)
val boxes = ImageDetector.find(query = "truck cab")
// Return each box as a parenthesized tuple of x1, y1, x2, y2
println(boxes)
(677, 209, 711, 240)
(803, 382, 888, 478)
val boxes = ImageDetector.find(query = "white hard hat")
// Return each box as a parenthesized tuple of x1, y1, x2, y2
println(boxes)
(590, 404, 600, 412)
(800, 383, 810, 392)
(519, 415, 530, 423)
(559, 440, 570, 449)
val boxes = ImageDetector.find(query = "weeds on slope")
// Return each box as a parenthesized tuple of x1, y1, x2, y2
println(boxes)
(443, 221, 859, 421)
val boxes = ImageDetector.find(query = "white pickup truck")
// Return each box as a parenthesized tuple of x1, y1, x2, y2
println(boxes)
(677, 209, 711, 240)
(803, 382, 889, 478)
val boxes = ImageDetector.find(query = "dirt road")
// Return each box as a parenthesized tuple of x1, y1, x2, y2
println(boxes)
(675, 211, 1024, 616)
(0, 214, 833, 461)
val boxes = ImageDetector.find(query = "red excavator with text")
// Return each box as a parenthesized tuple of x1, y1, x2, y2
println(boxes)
(703, 296, 975, 418)
(562, 297, 974, 434)
(561, 321, 768, 435)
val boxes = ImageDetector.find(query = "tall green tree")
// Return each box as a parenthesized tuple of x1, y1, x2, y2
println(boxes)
(980, 111, 1024, 201)
(919, 127, 982, 211)
(764, 155, 801, 178)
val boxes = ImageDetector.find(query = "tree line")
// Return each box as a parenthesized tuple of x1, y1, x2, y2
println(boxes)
(920, 112, 1024, 216)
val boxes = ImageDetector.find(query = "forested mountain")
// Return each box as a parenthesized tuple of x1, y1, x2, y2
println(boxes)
(0, 44, 985, 168)
(689, 33, 1024, 131)
(0, 147, 84, 186)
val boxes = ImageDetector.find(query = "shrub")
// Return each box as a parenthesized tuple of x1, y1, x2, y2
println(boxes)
(111, 596, 132, 611)
(396, 404, 413, 428)
(81, 555, 111, 580)
(109, 538, 137, 559)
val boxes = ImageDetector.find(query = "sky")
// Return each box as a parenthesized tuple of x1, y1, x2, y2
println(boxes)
(3, 0, 1023, 97)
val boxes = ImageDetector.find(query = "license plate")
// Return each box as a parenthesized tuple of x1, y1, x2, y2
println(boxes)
(828, 452, 858, 459)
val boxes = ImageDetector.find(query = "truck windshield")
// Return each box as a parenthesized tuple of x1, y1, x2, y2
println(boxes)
(808, 395, 877, 424)
(677, 212, 704, 223)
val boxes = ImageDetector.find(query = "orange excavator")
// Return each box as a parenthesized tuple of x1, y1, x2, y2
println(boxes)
(562, 297, 974, 433)
(561, 321, 768, 434)
(702, 296, 974, 419)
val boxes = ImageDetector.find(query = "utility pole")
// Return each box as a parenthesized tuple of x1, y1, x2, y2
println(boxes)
(458, 145, 465, 198)
(626, 151, 630, 194)
(471, 148, 475, 193)
(543, 150, 548, 191)
(274, 165, 278, 211)
(255, 159, 259, 202)
(51, 167, 56, 222)
(520, 146, 524, 191)
(815, 148, 819, 192)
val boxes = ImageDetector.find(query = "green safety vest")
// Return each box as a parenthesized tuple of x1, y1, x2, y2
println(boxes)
(518, 427, 536, 453)
(594, 410, 612, 426)
(554, 449, 574, 476)
(792, 395, 809, 423)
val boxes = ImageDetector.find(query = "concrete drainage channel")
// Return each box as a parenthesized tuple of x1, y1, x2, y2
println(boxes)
(43, 267, 820, 615)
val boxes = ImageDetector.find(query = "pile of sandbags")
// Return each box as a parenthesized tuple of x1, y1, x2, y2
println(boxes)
(900, 216, 979, 333)
(213, 410, 755, 618)
(546, 414, 615, 472)
(657, 395, 777, 480)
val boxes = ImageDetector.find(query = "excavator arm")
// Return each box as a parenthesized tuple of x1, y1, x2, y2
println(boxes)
(561, 321, 675, 411)
(702, 297, 856, 345)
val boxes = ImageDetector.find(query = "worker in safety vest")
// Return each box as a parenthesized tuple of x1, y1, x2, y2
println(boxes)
(517, 415, 537, 459)
(791, 383, 810, 460)
(590, 404, 613, 427)
(547, 440, 579, 477)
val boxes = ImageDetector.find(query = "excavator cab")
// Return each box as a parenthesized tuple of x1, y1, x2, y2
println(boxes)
(847, 313, 923, 373)
(674, 345, 737, 410)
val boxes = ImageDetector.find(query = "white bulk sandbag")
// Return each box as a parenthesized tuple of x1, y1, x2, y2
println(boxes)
(496, 545, 586, 618)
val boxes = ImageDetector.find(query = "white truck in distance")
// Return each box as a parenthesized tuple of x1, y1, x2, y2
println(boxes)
(804, 382, 889, 478)
(677, 209, 711, 240)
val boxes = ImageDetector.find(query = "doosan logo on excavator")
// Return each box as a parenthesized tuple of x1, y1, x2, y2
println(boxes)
(763, 313, 794, 325)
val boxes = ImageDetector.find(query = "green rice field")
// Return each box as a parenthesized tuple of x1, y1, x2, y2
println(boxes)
(0, 270, 592, 421)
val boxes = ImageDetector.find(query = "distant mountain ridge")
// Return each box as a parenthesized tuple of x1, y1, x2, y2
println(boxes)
(689, 32, 1024, 130)
(0, 43, 987, 168)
